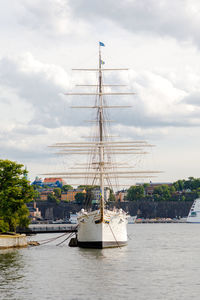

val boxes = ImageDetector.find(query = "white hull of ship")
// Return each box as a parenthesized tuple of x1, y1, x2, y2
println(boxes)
(77, 209, 128, 248)
(187, 198, 200, 223)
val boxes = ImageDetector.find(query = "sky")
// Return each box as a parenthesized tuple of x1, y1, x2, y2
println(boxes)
(0, 0, 200, 186)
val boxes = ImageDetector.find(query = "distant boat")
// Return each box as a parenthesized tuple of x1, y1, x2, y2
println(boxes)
(187, 198, 200, 223)
(69, 213, 78, 224)
(128, 216, 137, 224)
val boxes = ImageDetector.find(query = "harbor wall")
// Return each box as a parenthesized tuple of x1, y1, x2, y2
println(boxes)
(35, 200, 192, 220)
(110, 201, 192, 219)
(0, 234, 27, 249)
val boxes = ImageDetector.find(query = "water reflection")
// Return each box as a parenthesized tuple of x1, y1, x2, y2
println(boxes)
(0, 250, 24, 300)
(78, 248, 106, 259)
(78, 245, 128, 261)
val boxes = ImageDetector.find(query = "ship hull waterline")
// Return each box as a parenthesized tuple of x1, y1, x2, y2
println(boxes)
(187, 198, 200, 223)
(77, 241, 127, 249)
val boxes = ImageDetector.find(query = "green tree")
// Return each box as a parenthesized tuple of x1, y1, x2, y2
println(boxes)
(108, 189, 115, 202)
(0, 159, 34, 232)
(47, 193, 60, 204)
(173, 180, 185, 191)
(153, 185, 171, 201)
(181, 195, 186, 201)
(53, 188, 61, 199)
(78, 185, 99, 190)
(127, 185, 145, 201)
(33, 188, 40, 201)
(143, 183, 150, 189)
(75, 192, 85, 204)
(62, 185, 73, 192)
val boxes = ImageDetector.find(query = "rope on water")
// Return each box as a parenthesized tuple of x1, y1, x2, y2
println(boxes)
(56, 232, 75, 246)
(37, 232, 69, 246)
(28, 225, 79, 247)
(108, 223, 121, 248)
(127, 234, 132, 240)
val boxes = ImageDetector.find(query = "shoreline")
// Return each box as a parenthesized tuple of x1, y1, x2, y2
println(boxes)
(0, 234, 27, 249)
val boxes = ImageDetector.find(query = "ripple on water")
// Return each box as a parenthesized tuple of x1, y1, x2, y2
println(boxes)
(1, 224, 200, 300)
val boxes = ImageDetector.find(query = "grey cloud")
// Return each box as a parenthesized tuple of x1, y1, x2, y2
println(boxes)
(0, 144, 51, 161)
(70, 0, 200, 46)
(19, 0, 69, 33)
(0, 56, 89, 129)
(0, 54, 200, 134)
(110, 101, 200, 128)
(11, 125, 48, 135)
(182, 92, 200, 106)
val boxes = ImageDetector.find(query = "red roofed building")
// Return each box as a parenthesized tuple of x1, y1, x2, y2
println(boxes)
(43, 177, 65, 187)
(43, 177, 64, 184)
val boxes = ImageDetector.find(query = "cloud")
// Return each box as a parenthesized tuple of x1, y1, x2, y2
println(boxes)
(0, 1, 200, 183)
(1, 51, 200, 170)
(182, 92, 200, 106)
(70, 0, 200, 47)
(1, 52, 200, 134)
(106, 69, 200, 128)
(0, 53, 78, 128)
(18, 0, 90, 36)
(0, 120, 91, 161)
(13, 0, 200, 49)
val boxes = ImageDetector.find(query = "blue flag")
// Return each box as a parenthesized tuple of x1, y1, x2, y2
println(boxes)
(101, 60, 105, 65)
(99, 41, 105, 47)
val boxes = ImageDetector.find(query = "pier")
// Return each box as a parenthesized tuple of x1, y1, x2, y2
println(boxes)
(18, 224, 77, 234)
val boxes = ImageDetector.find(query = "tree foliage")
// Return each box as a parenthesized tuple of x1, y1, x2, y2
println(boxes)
(75, 192, 85, 204)
(53, 188, 61, 198)
(0, 160, 34, 232)
(78, 185, 99, 191)
(173, 177, 200, 192)
(108, 189, 115, 202)
(127, 185, 145, 201)
(153, 185, 172, 201)
(47, 189, 61, 204)
(126, 177, 200, 202)
(62, 185, 73, 192)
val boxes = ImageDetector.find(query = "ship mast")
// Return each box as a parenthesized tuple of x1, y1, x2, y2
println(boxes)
(98, 44, 104, 221)
(44, 43, 162, 211)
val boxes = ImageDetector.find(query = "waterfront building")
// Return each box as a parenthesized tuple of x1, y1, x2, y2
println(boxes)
(91, 187, 110, 204)
(66, 189, 86, 202)
(43, 177, 65, 188)
(39, 190, 53, 201)
(61, 192, 68, 201)
(115, 190, 128, 202)
(32, 177, 66, 188)
(28, 202, 42, 221)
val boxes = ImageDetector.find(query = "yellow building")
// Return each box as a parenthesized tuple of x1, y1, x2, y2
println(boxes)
(66, 189, 86, 202)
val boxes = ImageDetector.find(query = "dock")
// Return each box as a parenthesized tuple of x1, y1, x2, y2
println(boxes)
(18, 224, 78, 234)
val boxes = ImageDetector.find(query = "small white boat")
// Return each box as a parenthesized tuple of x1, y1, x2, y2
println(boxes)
(128, 216, 137, 224)
(69, 213, 78, 224)
(187, 198, 200, 223)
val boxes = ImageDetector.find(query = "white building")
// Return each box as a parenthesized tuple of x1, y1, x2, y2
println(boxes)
(91, 187, 110, 203)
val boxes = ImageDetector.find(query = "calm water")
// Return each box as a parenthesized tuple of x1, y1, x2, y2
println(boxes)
(1, 224, 200, 300)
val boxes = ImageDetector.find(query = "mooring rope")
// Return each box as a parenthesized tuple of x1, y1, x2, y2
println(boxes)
(56, 232, 75, 246)
(39, 232, 69, 245)
(108, 223, 121, 248)
(28, 224, 79, 247)
(127, 234, 132, 240)
(36, 232, 68, 244)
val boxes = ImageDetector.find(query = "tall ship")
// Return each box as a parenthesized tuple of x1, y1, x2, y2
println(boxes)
(45, 42, 159, 248)
(187, 198, 200, 223)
